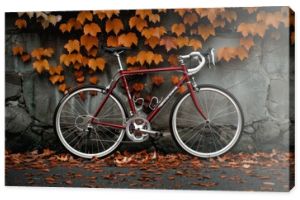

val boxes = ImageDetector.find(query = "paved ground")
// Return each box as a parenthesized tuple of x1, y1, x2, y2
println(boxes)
(5, 156, 293, 191)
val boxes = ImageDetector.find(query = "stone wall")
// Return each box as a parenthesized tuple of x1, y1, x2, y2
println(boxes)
(5, 12, 294, 153)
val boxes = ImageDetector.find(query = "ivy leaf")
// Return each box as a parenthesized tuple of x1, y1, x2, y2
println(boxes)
(217, 47, 237, 62)
(221, 10, 237, 23)
(77, 11, 93, 25)
(183, 12, 198, 26)
(176, 36, 189, 48)
(236, 47, 249, 61)
(132, 82, 144, 92)
(88, 57, 106, 71)
(83, 23, 101, 36)
(168, 54, 179, 66)
(171, 23, 186, 36)
(141, 27, 166, 39)
(21, 53, 31, 63)
(49, 75, 65, 84)
(198, 24, 215, 41)
(126, 56, 137, 65)
(31, 48, 54, 60)
(118, 32, 138, 47)
(49, 65, 63, 75)
(64, 40, 80, 54)
(188, 39, 202, 50)
(80, 35, 99, 51)
(107, 35, 119, 47)
(105, 18, 124, 35)
(144, 36, 160, 49)
(129, 16, 148, 32)
(153, 54, 163, 65)
(151, 75, 164, 86)
(160, 36, 177, 52)
(12, 46, 24, 56)
(33, 59, 49, 74)
(15, 18, 27, 29)
(135, 10, 152, 19)
(148, 14, 160, 23)
(89, 76, 99, 84)
(58, 83, 67, 93)
(240, 36, 254, 51)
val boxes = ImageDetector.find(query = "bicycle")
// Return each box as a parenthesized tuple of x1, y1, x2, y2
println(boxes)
(54, 47, 244, 159)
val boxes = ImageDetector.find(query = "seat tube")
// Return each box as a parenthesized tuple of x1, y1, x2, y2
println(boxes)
(114, 52, 123, 70)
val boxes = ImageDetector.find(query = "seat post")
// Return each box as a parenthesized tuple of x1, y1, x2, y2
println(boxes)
(113, 51, 124, 70)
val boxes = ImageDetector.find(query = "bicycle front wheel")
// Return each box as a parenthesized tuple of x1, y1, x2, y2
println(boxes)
(170, 84, 244, 158)
(54, 86, 127, 159)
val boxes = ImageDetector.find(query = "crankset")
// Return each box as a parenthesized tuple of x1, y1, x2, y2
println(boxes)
(125, 116, 162, 142)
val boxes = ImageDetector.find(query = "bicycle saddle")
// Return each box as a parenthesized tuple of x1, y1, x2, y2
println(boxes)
(103, 46, 130, 54)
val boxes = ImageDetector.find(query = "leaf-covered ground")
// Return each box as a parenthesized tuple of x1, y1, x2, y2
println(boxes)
(5, 149, 294, 191)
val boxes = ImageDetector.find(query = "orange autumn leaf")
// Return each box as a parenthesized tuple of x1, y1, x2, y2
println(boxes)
(153, 54, 163, 65)
(136, 51, 154, 65)
(152, 75, 164, 86)
(49, 75, 64, 84)
(107, 35, 119, 47)
(118, 32, 138, 47)
(176, 36, 189, 48)
(148, 14, 160, 23)
(33, 59, 49, 74)
(87, 48, 98, 57)
(171, 75, 180, 85)
(49, 65, 63, 75)
(222, 10, 237, 23)
(145, 36, 160, 49)
(58, 83, 67, 93)
(236, 47, 249, 61)
(196, 8, 224, 23)
(31, 48, 54, 60)
(256, 10, 282, 29)
(198, 24, 215, 41)
(12, 46, 24, 56)
(141, 27, 166, 39)
(89, 76, 99, 84)
(188, 39, 202, 50)
(76, 75, 85, 83)
(105, 18, 124, 35)
(211, 18, 226, 28)
(64, 39, 80, 53)
(171, 23, 186, 36)
(168, 54, 179, 66)
(88, 57, 106, 71)
(175, 9, 190, 17)
(77, 11, 93, 25)
(80, 35, 99, 51)
(60, 53, 83, 67)
(21, 53, 31, 63)
(132, 82, 144, 92)
(217, 47, 237, 62)
(160, 36, 177, 52)
(135, 10, 152, 19)
(94, 10, 120, 20)
(59, 18, 82, 33)
(183, 12, 198, 26)
(240, 37, 254, 51)
(178, 85, 187, 94)
(129, 16, 148, 32)
(15, 18, 27, 29)
(83, 23, 101, 36)
(126, 56, 137, 65)
(237, 23, 267, 38)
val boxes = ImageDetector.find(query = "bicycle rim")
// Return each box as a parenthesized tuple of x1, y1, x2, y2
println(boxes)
(55, 87, 126, 158)
(171, 86, 243, 158)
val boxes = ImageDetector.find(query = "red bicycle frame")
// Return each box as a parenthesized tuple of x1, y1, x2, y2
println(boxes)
(91, 64, 207, 129)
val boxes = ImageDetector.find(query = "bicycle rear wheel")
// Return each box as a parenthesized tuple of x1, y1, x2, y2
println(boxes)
(54, 86, 127, 159)
(170, 84, 244, 158)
